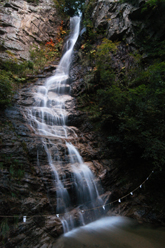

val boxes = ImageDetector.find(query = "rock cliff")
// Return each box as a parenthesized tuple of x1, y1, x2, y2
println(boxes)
(0, 0, 61, 61)
(87, 0, 165, 45)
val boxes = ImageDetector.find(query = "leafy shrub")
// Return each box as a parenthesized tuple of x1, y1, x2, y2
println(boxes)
(78, 24, 165, 171)
(83, 61, 165, 170)
(0, 60, 32, 107)
(1, 155, 24, 179)
(0, 60, 34, 77)
(95, 39, 117, 84)
(0, 218, 9, 239)
(0, 71, 13, 106)
(142, 0, 165, 11)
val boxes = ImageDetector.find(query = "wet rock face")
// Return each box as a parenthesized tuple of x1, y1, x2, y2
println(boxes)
(0, 0, 61, 60)
(0, 82, 63, 247)
(0, 73, 112, 247)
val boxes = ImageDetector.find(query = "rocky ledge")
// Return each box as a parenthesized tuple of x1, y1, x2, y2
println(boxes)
(0, 0, 61, 61)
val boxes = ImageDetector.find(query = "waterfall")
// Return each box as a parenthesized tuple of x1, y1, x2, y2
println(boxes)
(27, 16, 104, 233)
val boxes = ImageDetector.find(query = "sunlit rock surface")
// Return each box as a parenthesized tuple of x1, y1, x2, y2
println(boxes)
(0, 0, 61, 60)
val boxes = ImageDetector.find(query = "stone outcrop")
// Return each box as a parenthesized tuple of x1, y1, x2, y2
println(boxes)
(91, 0, 140, 44)
(90, 0, 165, 45)
(0, 0, 61, 61)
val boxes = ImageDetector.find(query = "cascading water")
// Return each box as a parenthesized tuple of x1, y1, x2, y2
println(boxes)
(27, 16, 105, 233)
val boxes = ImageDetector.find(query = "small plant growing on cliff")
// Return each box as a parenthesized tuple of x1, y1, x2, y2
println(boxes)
(1, 155, 25, 180)
(142, 0, 165, 11)
(0, 71, 13, 107)
(0, 59, 35, 107)
(0, 218, 9, 240)
(9, 159, 24, 180)
(95, 38, 117, 85)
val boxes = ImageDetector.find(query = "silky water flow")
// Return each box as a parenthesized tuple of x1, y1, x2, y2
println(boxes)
(27, 16, 105, 233)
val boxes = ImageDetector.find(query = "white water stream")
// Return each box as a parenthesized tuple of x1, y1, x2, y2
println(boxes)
(27, 16, 104, 233)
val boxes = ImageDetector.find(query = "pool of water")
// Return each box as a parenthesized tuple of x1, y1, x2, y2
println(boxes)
(54, 216, 165, 248)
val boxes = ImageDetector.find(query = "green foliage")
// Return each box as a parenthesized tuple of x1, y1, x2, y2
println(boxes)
(81, 60, 165, 170)
(9, 164, 24, 179)
(29, 35, 64, 73)
(115, 63, 165, 167)
(84, 0, 96, 19)
(96, 38, 117, 57)
(83, 0, 97, 41)
(0, 71, 13, 106)
(142, 0, 165, 11)
(27, 60, 34, 70)
(133, 0, 165, 50)
(0, 60, 32, 76)
(0, 60, 33, 107)
(0, 218, 9, 239)
(79, 38, 117, 92)
(0, 216, 19, 242)
(54, 0, 85, 16)
(79, 18, 165, 171)
(0, 162, 3, 169)
(10, 159, 24, 179)
(1, 155, 24, 179)
(83, 19, 96, 43)
(30, 45, 48, 71)
(95, 39, 117, 84)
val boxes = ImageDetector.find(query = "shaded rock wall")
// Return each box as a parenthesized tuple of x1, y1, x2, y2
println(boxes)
(0, 0, 61, 61)
(91, 0, 141, 44)
(89, 0, 165, 45)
